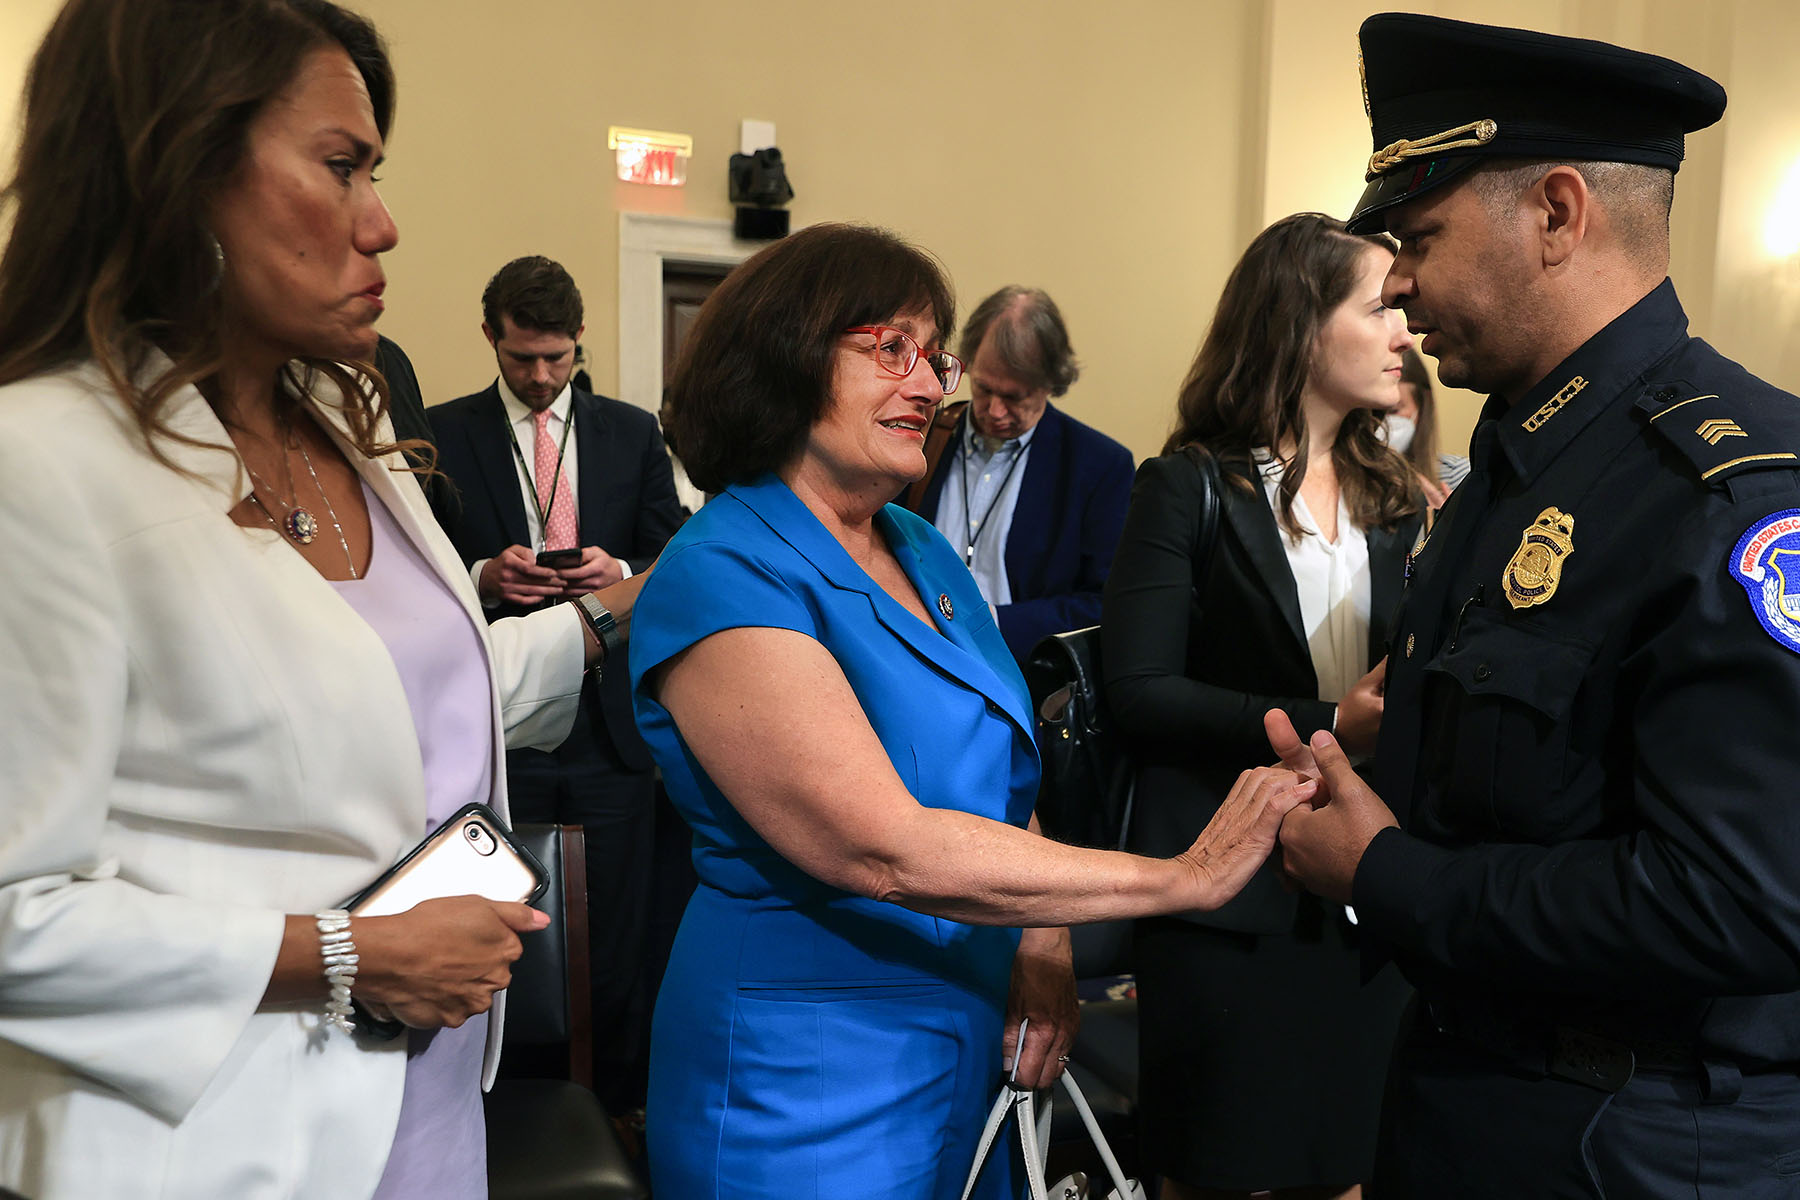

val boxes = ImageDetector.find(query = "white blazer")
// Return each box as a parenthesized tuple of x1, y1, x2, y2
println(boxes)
(0, 359, 585, 1199)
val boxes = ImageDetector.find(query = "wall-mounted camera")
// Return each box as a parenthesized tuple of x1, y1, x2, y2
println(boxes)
(728, 146, 794, 240)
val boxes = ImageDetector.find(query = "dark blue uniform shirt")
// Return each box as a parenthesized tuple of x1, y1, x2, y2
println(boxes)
(1357, 280, 1800, 1068)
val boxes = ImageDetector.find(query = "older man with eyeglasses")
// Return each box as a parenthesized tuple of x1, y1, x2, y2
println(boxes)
(906, 285, 1135, 664)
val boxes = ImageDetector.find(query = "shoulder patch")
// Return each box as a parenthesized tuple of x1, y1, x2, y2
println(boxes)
(1728, 509, 1800, 656)
(1641, 387, 1800, 485)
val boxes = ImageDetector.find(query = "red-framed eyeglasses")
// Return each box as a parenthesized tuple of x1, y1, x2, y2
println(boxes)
(843, 326, 963, 395)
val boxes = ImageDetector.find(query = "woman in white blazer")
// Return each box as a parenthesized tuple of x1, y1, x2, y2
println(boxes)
(0, 2, 625, 1196)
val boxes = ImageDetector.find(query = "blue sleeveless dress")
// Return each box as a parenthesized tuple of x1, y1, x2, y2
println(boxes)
(630, 474, 1039, 1199)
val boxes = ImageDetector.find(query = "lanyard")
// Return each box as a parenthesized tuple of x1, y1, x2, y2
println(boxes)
(503, 407, 575, 550)
(957, 424, 1028, 566)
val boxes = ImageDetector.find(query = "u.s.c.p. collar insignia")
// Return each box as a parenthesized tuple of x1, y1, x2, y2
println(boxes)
(1523, 376, 1588, 433)
(1729, 509, 1800, 656)
(1502, 507, 1575, 609)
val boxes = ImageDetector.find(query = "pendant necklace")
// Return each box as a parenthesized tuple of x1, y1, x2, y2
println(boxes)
(242, 431, 358, 579)
(297, 438, 358, 579)
(241, 439, 319, 546)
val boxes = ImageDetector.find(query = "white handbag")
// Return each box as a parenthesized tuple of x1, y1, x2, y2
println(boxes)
(960, 1020, 1147, 1200)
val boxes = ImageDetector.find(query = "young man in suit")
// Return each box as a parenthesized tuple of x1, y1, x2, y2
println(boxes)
(909, 286, 1135, 664)
(428, 256, 684, 1111)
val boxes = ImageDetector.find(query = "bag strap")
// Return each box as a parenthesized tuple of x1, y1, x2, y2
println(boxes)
(962, 1019, 1050, 1200)
(960, 1084, 1028, 1200)
(902, 400, 969, 512)
(1185, 445, 1224, 592)
(1049, 1070, 1136, 1200)
(960, 1020, 1141, 1200)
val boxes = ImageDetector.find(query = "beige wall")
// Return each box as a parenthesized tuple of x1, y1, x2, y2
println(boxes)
(1254, 0, 1784, 457)
(352, 0, 1263, 461)
(5, 0, 1800, 463)
(0, 0, 61, 160)
(1707, 0, 1800, 390)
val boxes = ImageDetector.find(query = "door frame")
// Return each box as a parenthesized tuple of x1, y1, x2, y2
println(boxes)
(617, 213, 765, 510)
(617, 212, 762, 415)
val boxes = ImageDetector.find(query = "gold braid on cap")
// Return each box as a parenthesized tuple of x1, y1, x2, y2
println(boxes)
(1367, 118, 1499, 178)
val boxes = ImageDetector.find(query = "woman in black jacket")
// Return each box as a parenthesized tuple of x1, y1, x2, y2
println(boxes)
(1103, 213, 1422, 1200)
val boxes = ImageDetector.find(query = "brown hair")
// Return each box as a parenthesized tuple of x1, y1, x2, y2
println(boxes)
(958, 286, 1079, 397)
(482, 255, 584, 337)
(0, 0, 408, 468)
(1165, 212, 1418, 536)
(1397, 348, 1442, 480)
(665, 223, 955, 495)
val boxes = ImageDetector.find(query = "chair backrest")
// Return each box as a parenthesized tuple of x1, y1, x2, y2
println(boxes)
(1069, 918, 1134, 980)
(504, 823, 593, 1088)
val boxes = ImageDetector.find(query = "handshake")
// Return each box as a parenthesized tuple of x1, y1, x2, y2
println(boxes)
(1257, 708, 1399, 905)
(1175, 703, 1398, 918)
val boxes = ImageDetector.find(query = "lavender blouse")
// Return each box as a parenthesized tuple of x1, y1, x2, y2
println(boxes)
(331, 483, 498, 1200)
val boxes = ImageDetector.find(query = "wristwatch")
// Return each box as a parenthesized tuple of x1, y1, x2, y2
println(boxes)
(570, 593, 622, 670)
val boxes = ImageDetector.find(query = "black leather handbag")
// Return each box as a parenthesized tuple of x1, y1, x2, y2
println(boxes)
(1024, 624, 1128, 849)
(1025, 447, 1223, 850)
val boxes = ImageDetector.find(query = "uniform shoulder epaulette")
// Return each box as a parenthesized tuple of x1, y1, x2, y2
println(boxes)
(1637, 361, 1800, 486)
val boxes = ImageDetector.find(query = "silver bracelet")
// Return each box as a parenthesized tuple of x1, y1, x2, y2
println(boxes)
(315, 908, 358, 1035)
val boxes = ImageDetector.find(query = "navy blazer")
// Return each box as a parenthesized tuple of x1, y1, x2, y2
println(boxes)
(428, 382, 685, 769)
(914, 403, 1135, 662)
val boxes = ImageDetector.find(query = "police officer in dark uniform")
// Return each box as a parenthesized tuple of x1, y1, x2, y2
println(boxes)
(1271, 13, 1800, 1197)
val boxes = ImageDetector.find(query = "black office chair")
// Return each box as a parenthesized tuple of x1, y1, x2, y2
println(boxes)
(1067, 920, 1138, 1107)
(485, 824, 650, 1200)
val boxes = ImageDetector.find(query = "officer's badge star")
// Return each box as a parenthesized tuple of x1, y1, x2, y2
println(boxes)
(1502, 507, 1575, 609)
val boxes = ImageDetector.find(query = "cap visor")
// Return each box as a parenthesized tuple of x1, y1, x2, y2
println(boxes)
(1346, 155, 1480, 234)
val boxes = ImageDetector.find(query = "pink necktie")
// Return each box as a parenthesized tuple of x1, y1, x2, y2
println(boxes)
(532, 409, 578, 551)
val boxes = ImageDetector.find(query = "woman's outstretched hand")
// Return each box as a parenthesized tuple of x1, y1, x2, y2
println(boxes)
(1175, 766, 1318, 911)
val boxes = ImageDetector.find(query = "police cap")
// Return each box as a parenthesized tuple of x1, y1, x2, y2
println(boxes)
(1346, 13, 1727, 234)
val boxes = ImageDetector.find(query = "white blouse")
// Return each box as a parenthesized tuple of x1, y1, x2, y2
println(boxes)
(1256, 452, 1371, 704)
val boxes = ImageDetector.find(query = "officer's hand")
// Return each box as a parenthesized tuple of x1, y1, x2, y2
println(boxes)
(1265, 708, 1320, 893)
(1277, 729, 1397, 904)
(1265, 708, 1320, 780)
(1333, 658, 1387, 756)
(479, 545, 564, 607)
(556, 545, 625, 595)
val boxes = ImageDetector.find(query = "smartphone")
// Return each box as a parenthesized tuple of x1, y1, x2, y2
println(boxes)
(345, 804, 546, 918)
(535, 548, 583, 569)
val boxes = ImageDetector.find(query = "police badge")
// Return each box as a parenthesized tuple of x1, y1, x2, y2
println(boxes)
(1729, 509, 1800, 655)
(1502, 507, 1575, 609)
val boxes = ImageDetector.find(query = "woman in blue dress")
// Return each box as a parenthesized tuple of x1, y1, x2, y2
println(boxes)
(630, 224, 1316, 1199)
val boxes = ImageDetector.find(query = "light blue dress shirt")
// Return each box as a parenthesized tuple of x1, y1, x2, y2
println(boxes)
(930, 422, 1036, 608)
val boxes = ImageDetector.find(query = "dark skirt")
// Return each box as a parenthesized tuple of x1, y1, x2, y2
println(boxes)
(1135, 901, 1411, 1191)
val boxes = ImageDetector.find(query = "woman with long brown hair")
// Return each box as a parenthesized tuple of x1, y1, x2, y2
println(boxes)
(0, 2, 620, 1196)
(1103, 213, 1422, 1199)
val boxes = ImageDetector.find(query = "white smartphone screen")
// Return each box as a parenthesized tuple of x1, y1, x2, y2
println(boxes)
(348, 808, 542, 917)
